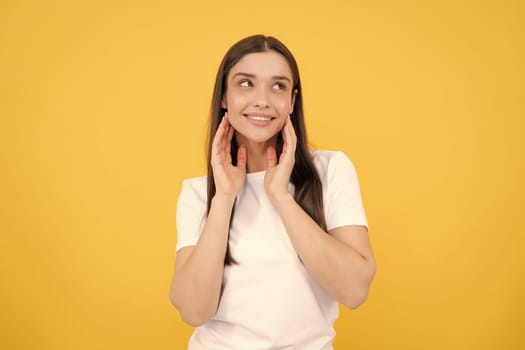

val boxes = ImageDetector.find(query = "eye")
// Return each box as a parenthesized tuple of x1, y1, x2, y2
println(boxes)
(239, 80, 252, 88)
(273, 82, 287, 91)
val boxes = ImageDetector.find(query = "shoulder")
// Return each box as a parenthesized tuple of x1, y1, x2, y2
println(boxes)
(310, 149, 357, 177)
(178, 175, 208, 205)
(182, 175, 207, 188)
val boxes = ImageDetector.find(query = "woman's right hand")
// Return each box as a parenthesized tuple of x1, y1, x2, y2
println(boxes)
(211, 114, 247, 198)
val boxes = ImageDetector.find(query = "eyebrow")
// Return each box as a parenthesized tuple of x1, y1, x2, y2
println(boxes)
(231, 72, 292, 82)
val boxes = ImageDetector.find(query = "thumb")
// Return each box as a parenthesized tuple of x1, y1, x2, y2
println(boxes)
(237, 145, 247, 171)
(266, 146, 278, 167)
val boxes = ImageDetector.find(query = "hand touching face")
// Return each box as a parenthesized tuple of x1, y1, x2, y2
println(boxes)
(264, 115, 297, 200)
(210, 115, 247, 199)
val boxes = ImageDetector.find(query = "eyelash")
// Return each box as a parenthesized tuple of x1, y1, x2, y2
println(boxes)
(239, 80, 252, 87)
(239, 80, 287, 91)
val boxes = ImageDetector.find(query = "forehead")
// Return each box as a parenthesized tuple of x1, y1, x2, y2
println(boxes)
(228, 51, 293, 79)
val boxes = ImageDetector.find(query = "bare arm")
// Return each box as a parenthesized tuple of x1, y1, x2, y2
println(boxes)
(271, 194, 375, 309)
(169, 115, 246, 326)
(265, 117, 375, 309)
(169, 194, 235, 326)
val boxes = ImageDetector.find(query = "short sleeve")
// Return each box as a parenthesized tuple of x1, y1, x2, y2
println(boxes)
(324, 152, 368, 231)
(175, 177, 208, 252)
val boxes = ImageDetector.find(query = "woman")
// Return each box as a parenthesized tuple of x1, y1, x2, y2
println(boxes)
(169, 34, 376, 349)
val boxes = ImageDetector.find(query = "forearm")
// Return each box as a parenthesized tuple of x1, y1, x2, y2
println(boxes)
(271, 193, 375, 308)
(171, 194, 235, 324)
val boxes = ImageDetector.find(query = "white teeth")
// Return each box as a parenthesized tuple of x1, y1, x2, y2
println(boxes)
(247, 115, 272, 121)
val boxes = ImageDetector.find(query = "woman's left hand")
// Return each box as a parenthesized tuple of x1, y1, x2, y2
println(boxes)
(264, 116, 297, 201)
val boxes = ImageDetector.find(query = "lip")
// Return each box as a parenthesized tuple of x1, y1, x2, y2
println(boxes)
(243, 112, 276, 119)
(243, 113, 276, 127)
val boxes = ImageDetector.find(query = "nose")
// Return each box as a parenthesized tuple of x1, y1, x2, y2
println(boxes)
(253, 86, 270, 108)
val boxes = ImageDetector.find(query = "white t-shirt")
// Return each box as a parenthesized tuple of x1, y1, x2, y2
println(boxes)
(175, 150, 368, 350)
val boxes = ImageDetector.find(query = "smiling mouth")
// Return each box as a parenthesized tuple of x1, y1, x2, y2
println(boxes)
(244, 114, 276, 121)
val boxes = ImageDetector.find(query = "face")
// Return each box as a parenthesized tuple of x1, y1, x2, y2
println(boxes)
(222, 51, 296, 147)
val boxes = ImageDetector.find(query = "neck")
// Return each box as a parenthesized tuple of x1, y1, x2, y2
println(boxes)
(237, 136, 277, 173)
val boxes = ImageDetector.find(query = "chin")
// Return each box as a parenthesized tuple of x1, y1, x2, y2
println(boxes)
(236, 131, 279, 146)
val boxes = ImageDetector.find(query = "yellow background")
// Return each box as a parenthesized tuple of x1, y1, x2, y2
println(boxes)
(1, 0, 524, 349)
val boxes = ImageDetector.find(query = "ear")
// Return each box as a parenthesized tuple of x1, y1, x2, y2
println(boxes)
(221, 96, 227, 109)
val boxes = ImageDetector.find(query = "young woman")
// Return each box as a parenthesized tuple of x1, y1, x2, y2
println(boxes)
(169, 35, 376, 349)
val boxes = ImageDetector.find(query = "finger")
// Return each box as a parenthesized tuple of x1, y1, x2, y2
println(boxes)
(266, 146, 278, 167)
(225, 124, 234, 163)
(237, 144, 247, 172)
(281, 121, 290, 157)
(281, 117, 296, 163)
(212, 115, 230, 162)
(226, 122, 235, 146)
(212, 116, 226, 156)
(215, 115, 228, 142)
(288, 116, 297, 150)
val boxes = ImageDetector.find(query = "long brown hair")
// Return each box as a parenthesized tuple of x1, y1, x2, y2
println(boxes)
(206, 35, 327, 265)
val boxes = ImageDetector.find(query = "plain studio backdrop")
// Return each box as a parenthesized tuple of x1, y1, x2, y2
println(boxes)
(1, 0, 524, 349)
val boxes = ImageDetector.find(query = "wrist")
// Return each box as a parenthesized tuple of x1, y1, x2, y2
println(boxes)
(212, 193, 237, 207)
(269, 191, 294, 209)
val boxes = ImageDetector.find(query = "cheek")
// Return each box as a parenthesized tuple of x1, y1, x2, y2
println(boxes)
(224, 91, 245, 111)
(275, 98, 293, 115)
